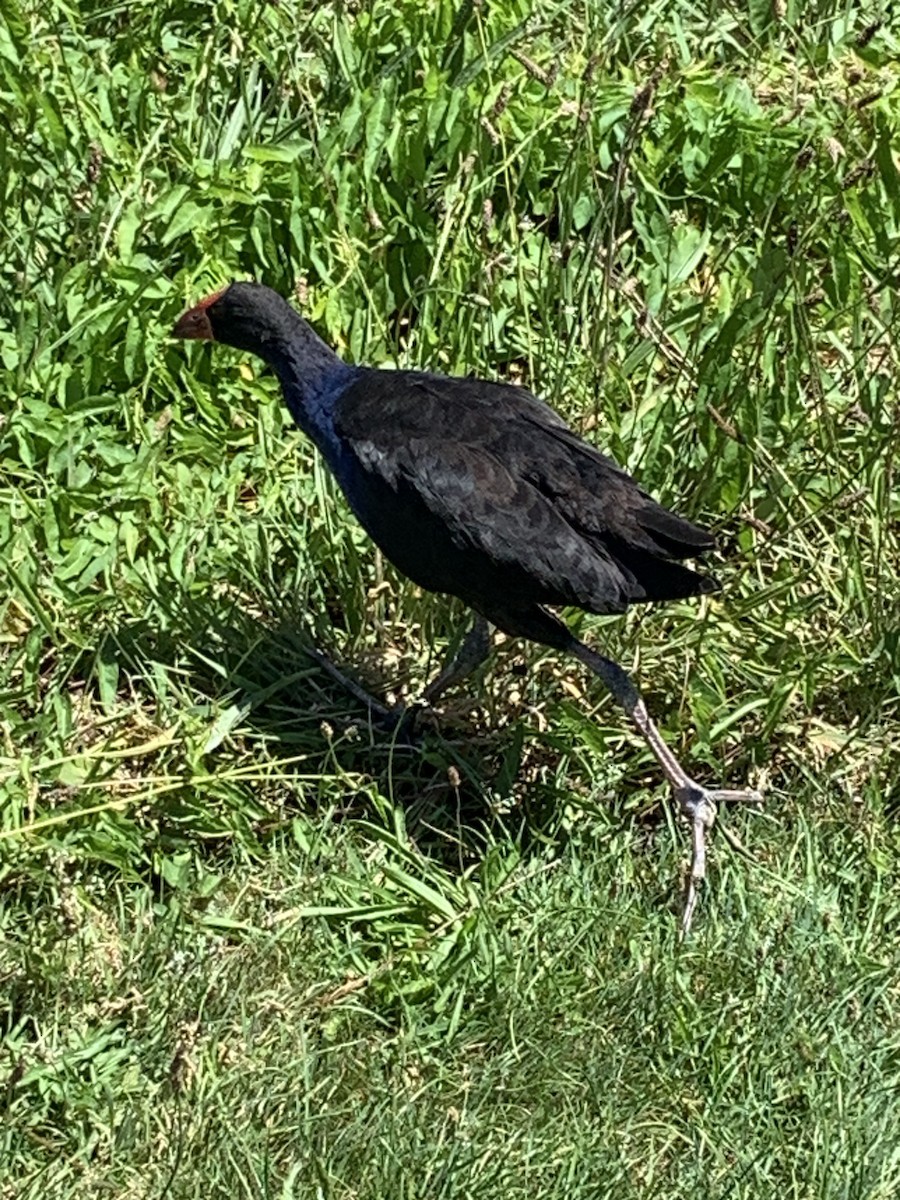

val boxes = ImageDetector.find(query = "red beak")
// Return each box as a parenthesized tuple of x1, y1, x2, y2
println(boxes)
(171, 287, 228, 340)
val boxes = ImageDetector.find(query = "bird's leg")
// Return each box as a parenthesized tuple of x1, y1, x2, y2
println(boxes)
(570, 640, 762, 934)
(421, 615, 492, 707)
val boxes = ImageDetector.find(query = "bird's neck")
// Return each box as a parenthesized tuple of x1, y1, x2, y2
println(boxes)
(262, 322, 354, 457)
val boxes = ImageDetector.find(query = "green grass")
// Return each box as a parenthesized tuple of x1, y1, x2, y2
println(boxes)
(2, 0, 900, 1195)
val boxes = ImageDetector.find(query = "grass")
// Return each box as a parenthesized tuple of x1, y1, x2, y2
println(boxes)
(2, 0, 900, 1195)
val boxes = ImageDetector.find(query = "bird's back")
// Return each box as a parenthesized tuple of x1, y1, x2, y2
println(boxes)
(331, 368, 717, 616)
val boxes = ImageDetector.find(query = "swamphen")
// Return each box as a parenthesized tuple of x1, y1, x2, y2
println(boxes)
(173, 281, 760, 930)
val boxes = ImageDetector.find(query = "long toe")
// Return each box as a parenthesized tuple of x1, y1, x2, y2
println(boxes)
(705, 785, 764, 805)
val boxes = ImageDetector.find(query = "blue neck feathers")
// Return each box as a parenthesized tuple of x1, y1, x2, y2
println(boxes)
(257, 323, 356, 476)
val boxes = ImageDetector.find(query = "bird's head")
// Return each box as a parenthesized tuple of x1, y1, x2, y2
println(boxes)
(172, 281, 301, 358)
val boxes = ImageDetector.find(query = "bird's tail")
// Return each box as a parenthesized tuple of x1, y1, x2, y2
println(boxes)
(610, 542, 719, 604)
(634, 497, 717, 559)
(605, 498, 720, 604)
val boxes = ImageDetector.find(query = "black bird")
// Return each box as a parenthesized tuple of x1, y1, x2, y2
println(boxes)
(174, 281, 761, 930)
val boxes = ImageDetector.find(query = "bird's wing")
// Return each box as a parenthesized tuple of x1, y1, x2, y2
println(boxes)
(333, 369, 714, 611)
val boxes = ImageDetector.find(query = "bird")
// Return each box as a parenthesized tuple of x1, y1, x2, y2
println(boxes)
(173, 280, 761, 931)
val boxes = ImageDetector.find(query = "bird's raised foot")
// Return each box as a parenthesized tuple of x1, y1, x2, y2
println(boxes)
(304, 647, 444, 748)
(305, 646, 417, 745)
(304, 646, 390, 717)
(673, 779, 763, 937)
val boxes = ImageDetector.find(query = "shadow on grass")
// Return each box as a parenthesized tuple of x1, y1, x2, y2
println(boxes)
(105, 584, 584, 869)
